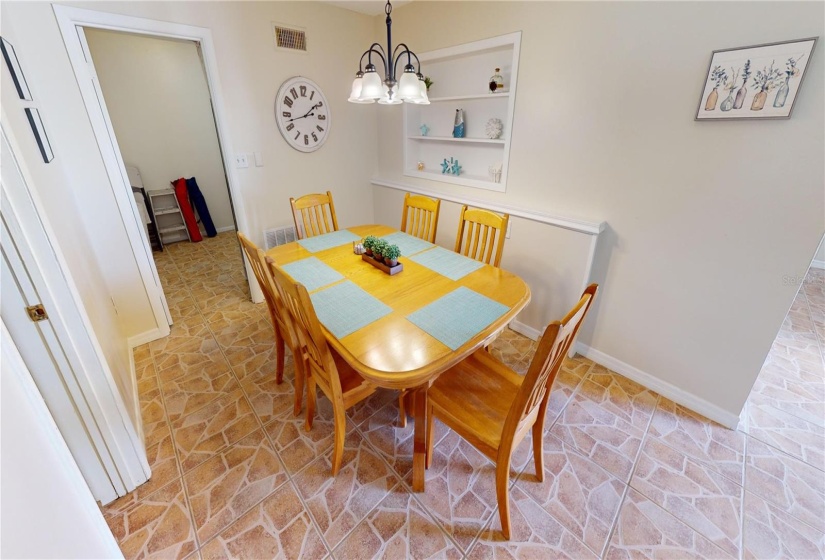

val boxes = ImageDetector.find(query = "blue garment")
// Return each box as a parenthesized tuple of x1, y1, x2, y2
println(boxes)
(185, 177, 217, 238)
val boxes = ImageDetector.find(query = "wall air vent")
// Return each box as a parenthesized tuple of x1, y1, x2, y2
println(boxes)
(264, 225, 297, 250)
(273, 23, 307, 53)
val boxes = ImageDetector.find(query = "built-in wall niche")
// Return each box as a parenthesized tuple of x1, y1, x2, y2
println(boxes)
(403, 32, 521, 192)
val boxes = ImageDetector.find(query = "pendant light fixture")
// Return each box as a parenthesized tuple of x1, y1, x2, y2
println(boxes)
(348, 0, 429, 105)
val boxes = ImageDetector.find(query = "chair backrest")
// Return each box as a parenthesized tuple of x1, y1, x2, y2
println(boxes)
(454, 205, 509, 267)
(237, 233, 293, 339)
(266, 258, 343, 398)
(502, 284, 598, 442)
(400, 193, 441, 243)
(290, 191, 338, 239)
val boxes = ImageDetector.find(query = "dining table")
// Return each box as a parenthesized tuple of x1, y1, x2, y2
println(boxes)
(266, 224, 531, 491)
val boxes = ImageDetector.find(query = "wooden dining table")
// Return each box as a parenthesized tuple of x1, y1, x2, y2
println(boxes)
(266, 224, 531, 491)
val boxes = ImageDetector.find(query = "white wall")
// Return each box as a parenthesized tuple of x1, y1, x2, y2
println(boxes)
(85, 29, 235, 233)
(1, 324, 123, 560)
(373, 1, 824, 422)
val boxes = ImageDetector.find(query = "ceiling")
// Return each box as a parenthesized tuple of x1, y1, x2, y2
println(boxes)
(323, 0, 412, 17)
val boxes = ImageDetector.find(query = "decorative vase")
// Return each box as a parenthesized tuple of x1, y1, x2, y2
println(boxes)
(489, 68, 504, 93)
(720, 91, 734, 112)
(733, 85, 747, 109)
(773, 77, 790, 108)
(704, 87, 719, 111)
(751, 91, 767, 111)
(452, 109, 465, 138)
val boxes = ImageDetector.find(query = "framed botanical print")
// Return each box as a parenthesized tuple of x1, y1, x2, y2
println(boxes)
(696, 37, 817, 120)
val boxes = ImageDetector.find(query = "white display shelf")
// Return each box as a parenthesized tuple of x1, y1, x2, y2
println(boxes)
(407, 136, 506, 144)
(403, 32, 521, 192)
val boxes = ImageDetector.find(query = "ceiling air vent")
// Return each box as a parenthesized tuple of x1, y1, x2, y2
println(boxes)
(273, 23, 307, 53)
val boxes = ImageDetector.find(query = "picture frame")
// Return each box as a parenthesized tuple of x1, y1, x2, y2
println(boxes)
(0, 37, 32, 101)
(25, 108, 54, 163)
(695, 37, 817, 121)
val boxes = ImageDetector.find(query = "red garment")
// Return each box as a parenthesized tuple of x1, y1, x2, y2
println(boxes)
(172, 178, 202, 242)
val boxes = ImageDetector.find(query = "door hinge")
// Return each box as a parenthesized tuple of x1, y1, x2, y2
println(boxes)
(26, 303, 48, 322)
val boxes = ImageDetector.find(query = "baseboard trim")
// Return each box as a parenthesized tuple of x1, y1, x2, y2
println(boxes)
(127, 351, 144, 445)
(216, 226, 236, 234)
(510, 320, 541, 341)
(575, 343, 740, 429)
(127, 326, 168, 349)
(811, 259, 825, 270)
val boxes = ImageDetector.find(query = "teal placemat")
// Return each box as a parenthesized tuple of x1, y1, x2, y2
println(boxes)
(297, 230, 361, 253)
(281, 257, 344, 292)
(310, 281, 392, 339)
(380, 232, 434, 257)
(409, 246, 484, 280)
(407, 287, 509, 350)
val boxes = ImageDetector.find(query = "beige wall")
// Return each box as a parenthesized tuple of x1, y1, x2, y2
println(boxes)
(373, 1, 825, 420)
(85, 29, 235, 232)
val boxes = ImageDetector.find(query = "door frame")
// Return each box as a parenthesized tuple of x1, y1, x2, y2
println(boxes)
(53, 5, 261, 338)
(1, 118, 150, 501)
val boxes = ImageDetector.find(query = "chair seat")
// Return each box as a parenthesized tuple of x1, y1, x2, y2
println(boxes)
(428, 349, 523, 453)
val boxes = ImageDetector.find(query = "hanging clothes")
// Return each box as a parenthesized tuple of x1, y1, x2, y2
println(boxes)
(186, 177, 217, 238)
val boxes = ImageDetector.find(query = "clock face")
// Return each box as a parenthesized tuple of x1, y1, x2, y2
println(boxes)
(275, 77, 330, 153)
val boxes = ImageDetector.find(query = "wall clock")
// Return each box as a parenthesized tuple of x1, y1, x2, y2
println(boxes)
(275, 76, 330, 153)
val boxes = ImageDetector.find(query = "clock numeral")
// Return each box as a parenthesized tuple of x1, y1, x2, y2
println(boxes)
(282, 111, 291, 118)
(286, 123, 294, 131)
(317, 101, 324, 107)
(311, 132, 318, 142)
(309, 91, 315, 100)
(290, 87, 298, 100)
(317, 114, 326, 121)
(299, 85, 307, 97)
(316, 125, 324, 132)
(294, 130, 301, 140)
(283, 96, 293, 108)
(304, 134, 309, 145)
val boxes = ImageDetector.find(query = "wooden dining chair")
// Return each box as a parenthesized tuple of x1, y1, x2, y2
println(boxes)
(425, 284, 598, 539)
(400, 192, 441, 243)
(454, 205, 509, 268)
(237, 233, 306, 416)
(290, 191, 339, 239)
(266, 259, 377, 475)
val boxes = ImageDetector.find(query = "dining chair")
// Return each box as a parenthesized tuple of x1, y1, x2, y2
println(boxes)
(454, 205, 510, 267)
(267, 259, 377, 475)
(290, 191, 339, 239)
(400, 192, 441, 243)
(237, 233, 305, 416)
(425, 284, 598, 539)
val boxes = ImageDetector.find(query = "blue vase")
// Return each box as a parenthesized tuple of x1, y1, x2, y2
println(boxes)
(720, 91, 734, 112)
(773, 77, 790, 108)
(452, 109, 465, 138)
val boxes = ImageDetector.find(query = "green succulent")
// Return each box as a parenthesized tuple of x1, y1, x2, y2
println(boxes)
(383, 244, 401, 260)
(372, 239, 388, 257)
(363, 235, 379, 250)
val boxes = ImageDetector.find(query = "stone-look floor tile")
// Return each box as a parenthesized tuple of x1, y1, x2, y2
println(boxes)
(549, 388, 646, 482)
(516, 432, 624, 557)
(584, 369, 659, 430)
(212, 317, 281, 382)
(630, 437, 742, 556)
(347, 388, 397, 426)
(205, 303, 270, 332)
(414, 431, 499, 552)
(155, 336, 229, 385)
(199, 482, 328, 560)
(648, 398, 745, 485)
(184, 430, 288, 544)
(134, 344, 152, 364)
(745, 436, 825, 528)
(743, 491, 825, 559)
(239, 362, 297, 425)
(168, 297, 205, 324)
(172, 389, 259, 472)
(138, 371, 160, 401)
(545, 364, 588, 427)
(263, 397, 353, 475)
(333, 485, 462, 560)
(106, 480, 197, 560)
(468, 486, 598, 560)
(162, 365, 239, 424)
(746, 402, 824, 471)
(140, 388, 170, 448)
(748, 389, 825, 429)
(604, 488, 734, 559)
(293, 431, 399, 549)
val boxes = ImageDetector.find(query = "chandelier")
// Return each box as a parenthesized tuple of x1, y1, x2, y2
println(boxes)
(348, 1, 429, 105)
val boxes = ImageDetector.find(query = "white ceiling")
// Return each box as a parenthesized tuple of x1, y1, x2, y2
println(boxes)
(323, 1, 412, 17)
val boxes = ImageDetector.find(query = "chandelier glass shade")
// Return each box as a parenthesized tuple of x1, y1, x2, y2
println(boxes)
(348, 1, 429, 105)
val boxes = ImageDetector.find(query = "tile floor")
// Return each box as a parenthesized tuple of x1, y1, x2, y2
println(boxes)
(106, 232, 825, 559)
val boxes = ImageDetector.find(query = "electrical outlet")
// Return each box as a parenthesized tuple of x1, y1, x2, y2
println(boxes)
(235, 153, 249, 168)
(506, 220, 512, 239)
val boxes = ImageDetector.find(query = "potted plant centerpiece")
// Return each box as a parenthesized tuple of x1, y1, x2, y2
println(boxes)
(384, 244, 401, 267)
(372, 239, 388, 262)
(363, 235, 378, 257)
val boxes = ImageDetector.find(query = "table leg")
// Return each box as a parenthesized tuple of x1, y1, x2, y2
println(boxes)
(412, 385, 428, 492)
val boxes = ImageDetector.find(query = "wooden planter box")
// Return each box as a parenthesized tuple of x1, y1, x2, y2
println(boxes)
(362, 253, 403, 275)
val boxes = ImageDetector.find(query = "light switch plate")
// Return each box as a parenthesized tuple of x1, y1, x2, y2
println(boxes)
(254, 152, 263, 167)
(235, 154, 249, 168)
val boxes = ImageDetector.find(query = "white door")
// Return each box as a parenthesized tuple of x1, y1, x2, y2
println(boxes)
(1, 217, 118, 502)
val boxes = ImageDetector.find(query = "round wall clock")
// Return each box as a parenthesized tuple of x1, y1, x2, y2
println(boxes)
(275, 77, 330, 153)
